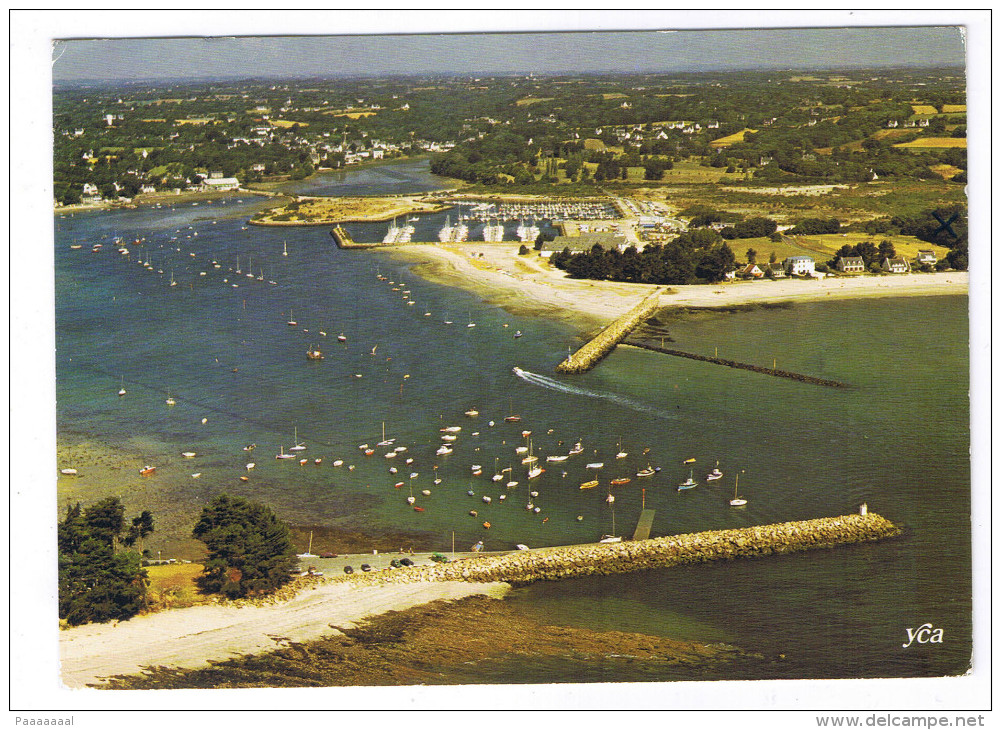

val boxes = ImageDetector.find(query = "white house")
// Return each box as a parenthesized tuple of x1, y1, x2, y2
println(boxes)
(784, 256, 816, 276)
(882, 257, 911, 274)
(200, 177, 240, 192)
(915, 250, 938, 266)
(837, 256, 866, 273)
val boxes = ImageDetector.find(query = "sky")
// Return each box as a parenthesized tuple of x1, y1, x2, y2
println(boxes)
(51, 25, 966, 83)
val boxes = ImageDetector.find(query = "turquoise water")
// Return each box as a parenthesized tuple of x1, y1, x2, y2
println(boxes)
(54, 162, 971, 682)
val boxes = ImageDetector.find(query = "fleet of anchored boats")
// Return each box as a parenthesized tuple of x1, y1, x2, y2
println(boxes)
(69, 216, 750, 544)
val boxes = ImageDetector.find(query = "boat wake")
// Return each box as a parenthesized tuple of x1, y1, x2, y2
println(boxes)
(511, 367, 675, 421)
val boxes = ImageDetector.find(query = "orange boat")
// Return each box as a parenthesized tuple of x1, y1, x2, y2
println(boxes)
(139, 465, 156, 476)
(611, 477, 632, 486)
(482, 521, 492, 529)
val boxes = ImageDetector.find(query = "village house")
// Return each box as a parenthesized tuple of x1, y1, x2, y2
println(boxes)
(915, 250, 938, 266)
(784, 256, 816, 276)
(739, 263, 764, 279)
(764, 262, 786, 278)
(200, 176, 240, 192)
(882, 257, 911, 274)
(836, 256, 866, 273)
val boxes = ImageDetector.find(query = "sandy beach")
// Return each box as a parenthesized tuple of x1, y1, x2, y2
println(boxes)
(60, 578, 510, 687)
(395, 243, 968, 331)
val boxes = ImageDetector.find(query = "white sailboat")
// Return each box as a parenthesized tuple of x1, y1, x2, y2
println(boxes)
(730, 473, 747, 507)
(377, 421, 395, 447)
(297, 531, 319, 558)
(289, 427, 306, 451)
(117, 377, 126, 397)
(282, 240, 288, 257)
(599, 503, 621, 543)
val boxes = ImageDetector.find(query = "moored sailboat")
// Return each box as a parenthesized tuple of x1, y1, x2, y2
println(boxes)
(729, 473, 748, 507)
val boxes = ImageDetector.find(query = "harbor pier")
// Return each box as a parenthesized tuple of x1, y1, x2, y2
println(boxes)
(328, 511, 901, 588)
(555, 289, 663, 373)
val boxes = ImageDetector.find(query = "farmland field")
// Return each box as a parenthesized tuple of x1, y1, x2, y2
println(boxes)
(911, 104, 939, 115)
(709, 128, 758, 148)
(894, 137, 967, 149)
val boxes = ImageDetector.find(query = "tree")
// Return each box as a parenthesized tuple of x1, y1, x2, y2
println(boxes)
(696, 243, 737, 282)
(122, 511, 155, 553)
(746, 248, 757, 264)
(58, 498, 152, 626)
(877, 239, 896, 261)
(192, 495, 297, 599)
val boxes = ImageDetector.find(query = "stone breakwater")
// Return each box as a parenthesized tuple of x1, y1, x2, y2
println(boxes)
(623, 339, 849, 388)
(556, 289, 663, 373)
(324, 513, 901, 588)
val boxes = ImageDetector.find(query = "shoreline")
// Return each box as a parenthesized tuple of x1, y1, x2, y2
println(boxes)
(60, 579, 511, 687)
(390, 243, 968, 332)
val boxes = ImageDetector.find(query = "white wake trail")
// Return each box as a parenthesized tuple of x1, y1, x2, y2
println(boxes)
(511, 367, 675, 420)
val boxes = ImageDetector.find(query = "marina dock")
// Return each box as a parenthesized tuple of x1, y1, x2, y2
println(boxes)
(632, 509, 656, 541)
(555, 289, 663, 374)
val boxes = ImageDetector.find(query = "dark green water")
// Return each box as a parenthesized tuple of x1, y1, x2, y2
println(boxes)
(54, 162, 971, 682)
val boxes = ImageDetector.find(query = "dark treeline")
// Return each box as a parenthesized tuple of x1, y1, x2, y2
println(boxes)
(551, 230, 736, 285)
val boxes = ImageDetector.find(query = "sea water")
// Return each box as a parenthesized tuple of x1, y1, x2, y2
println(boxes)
(53, 162, 971, 682)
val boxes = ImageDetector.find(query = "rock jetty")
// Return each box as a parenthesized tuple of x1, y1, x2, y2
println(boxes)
(556, 289, 663, 373)
(327, 512, 901, 588)
(623, 340, 849, 388)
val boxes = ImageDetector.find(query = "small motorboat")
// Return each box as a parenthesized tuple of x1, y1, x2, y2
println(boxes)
(610, 477, 632, 486)
(580, 480, 599, 490)
(599, 535, 622, 544)
(707, 468, 723, 481)
(586, 462, 604, 470)
(181, 451, 196, 458)
(139, 465, 156, 476)
(678, 469, 697, 491)
(60, 468, 78, 476)
(636, 466, 656, 478)
(465, 409, 479, 417)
